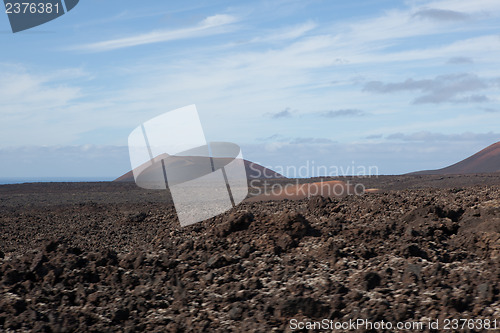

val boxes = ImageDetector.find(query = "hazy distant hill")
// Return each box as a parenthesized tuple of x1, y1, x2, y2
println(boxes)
(410, 141, 500, 175)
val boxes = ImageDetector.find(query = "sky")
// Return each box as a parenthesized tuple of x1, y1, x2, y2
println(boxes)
(0, 0, 499, 179)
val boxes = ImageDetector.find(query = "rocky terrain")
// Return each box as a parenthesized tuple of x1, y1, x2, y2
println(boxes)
(0, 176, 499, 332)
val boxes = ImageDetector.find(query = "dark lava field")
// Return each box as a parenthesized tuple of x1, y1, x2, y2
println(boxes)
(0, 175, 499, 332)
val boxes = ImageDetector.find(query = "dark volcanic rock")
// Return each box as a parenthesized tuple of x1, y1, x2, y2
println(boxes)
(277, 297, 330, 318)
(401, 243, 428, 259)
(127, 212, 148, 223)
(215, 212, 254, 237)
(275, 212, 311, 238)
(0, 180, 499, 331)
(363, 272, 381, 291)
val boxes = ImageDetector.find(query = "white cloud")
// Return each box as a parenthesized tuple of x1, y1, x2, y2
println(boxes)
(73, 14, 238, 52)
(247, 21, 317, 44)
(412, 8, 469, 21)
(4, 0, 500, 157)
(360, 35, 500, 65)
(386, 131, 500, 142)
(360, 113, 499, 139)
(320, 109, 366, 117)
(242, 137, 498, 175)
(0, 66, 81, 116)
(428, 0, 500, 14)
(363, 73, 495, 104)
(201, 14, 237, 27)
(0, 65, 131, 147)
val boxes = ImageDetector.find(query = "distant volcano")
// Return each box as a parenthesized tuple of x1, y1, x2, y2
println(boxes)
(410, 141, 500, 175)
(114, 157, 285, 182)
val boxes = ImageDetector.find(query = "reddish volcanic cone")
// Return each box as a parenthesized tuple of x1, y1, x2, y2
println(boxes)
(411, 141, 500, 175)
(115, 157, 285, 182)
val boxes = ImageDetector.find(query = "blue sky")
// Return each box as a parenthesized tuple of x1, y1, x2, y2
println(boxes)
(1, 0, 499, 178)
